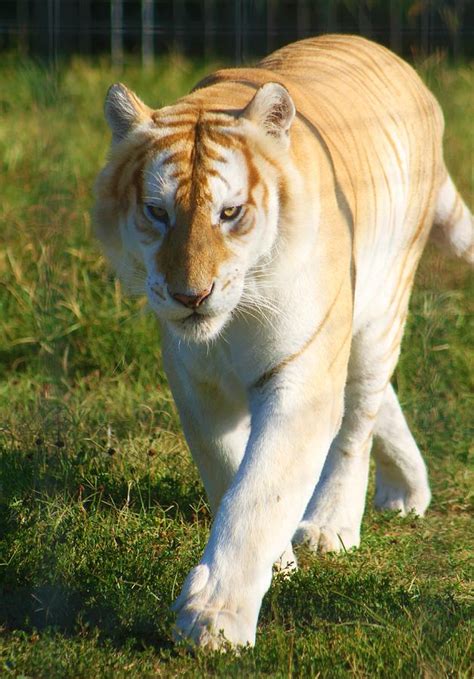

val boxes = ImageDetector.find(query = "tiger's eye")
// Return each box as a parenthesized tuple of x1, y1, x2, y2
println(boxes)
(220, 205, 242, 221)
(146, 205, 168, 222)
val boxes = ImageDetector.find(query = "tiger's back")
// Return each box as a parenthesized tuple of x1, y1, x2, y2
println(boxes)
(193, 34, 448, 326)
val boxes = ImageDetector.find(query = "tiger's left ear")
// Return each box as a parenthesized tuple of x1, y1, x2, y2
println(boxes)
(240, 82, 295, 147)
(105, 83, 152, 144)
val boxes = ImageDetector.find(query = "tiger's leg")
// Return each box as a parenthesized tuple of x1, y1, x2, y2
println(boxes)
(295, 319, 406, 553)
(175, 390, 297, 573)
(170, 300, 351, 649)
(372, 383, 431, 515)
(163, 348, 297, 572)
(172, 376, 346, 648)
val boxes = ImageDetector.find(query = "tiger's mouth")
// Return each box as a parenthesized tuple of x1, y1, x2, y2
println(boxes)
(170, 309, 230, 342)
(183, 311, 210, 324)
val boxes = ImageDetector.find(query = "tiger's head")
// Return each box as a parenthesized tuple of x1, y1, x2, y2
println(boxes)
(94, 80, 298, 343)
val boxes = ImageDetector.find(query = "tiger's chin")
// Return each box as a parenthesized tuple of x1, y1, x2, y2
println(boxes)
(167, 311, 230, 344)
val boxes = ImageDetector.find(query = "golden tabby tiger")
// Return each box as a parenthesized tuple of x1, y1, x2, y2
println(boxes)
(94, 35, 473, 648)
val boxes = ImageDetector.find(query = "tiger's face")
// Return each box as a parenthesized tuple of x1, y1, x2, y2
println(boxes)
(95, 82, 296, 342)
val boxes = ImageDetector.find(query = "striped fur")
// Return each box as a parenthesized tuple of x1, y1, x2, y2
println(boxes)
(94, 35, 473, 649)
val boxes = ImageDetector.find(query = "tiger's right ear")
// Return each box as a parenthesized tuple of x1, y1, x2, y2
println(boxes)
(105, 83, 152, 144)
(240, 82, 295, 148)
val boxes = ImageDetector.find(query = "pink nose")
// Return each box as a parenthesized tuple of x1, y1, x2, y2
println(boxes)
(170, 284, 214, 309)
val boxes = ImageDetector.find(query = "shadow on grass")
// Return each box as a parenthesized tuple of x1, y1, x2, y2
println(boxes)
(0, 444, 204, 653)
(0, 567, 467, 659)
(0, 583, 175, 653)
(0, 442, 205, 525)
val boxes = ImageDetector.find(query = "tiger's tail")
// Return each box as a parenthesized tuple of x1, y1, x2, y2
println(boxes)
(431, 173, 474, 265)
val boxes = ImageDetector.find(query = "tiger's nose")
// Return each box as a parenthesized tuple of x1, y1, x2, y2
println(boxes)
(170, 283, 214, 309)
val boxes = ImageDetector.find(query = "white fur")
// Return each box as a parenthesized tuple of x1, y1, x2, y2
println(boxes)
(432, 174, 474, 264)
(96, 64, 472, 649)
(373, 384, 431, 514)
(116, 127, 434, 646)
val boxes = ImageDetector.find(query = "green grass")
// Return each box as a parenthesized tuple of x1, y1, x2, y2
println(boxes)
(0, 52, 473, 678)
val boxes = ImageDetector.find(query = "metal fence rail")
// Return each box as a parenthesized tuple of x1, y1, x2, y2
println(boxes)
(1, 1, 473, 66)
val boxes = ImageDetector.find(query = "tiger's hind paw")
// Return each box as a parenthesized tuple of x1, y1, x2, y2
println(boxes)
(374, 480, 430, 516)
(294, 520, 360, 554)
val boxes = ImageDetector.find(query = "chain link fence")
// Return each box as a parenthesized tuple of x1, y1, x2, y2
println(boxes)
(1, 0, 473, 66)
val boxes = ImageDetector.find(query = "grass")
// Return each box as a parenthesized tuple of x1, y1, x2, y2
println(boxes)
(0, 51, 473, 678)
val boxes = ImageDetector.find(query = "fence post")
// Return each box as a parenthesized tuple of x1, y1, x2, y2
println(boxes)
(390, 0, 401, 54)
(173, 0, 184, 53)
(111, 0, 124, 67)
(266, 0, 276, 53)
(79, 0, 91, 55)
(17, 0, 30, 55)
(204, 0, 215, 59)
(142, 0, 154, 69)
(235, 0, 242, 64)
(297, 0, 309, 39)
(326, 0, 336, 34)
(358, 0, 372, 38)
(47, 0, 54, 64)
(421, 0, 429, 55)
(453, 0, 463, 59)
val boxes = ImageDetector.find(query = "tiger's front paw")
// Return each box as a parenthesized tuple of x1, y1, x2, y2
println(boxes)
(172, 564, 258, 650)
(174, 605, 255, 650)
